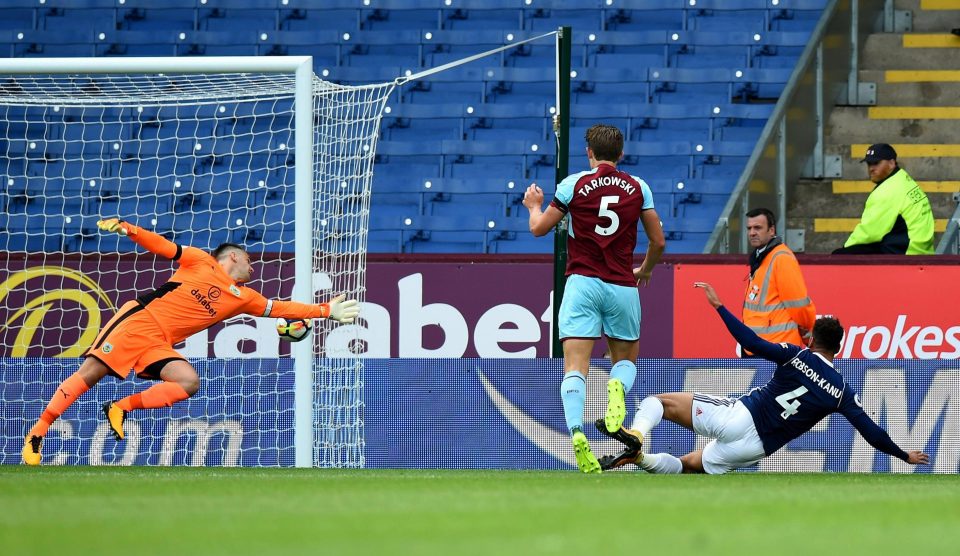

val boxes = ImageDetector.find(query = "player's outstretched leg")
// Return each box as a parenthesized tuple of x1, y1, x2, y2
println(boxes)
(605, 360, 637, 433)
(571, 430, 602, 474)
(102, 401, 128, 441)
(22, 360, 105, 465)
(598, 445, 642, 471)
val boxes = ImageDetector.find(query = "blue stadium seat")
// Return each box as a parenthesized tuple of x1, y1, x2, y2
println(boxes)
(11, 29, 95, 57)
(571, 67, 648, 100)
(691, 141, 754, 179)
(118, 0, 199, 31)
(717, 126, 763, 142)
(601, 1, 685, 32)
(370, 214, 492, 253)
(441, 0, 526, 31)
(408, 177, 526, 217)
(0, 1, 37, 32)
(361, 0, 442, 31)
(421, 30, 509, 68)
(576, 30, 669, 67)
(322, 66, 404, 86)
(282, 6, 359, 32)
(399, 66, 485, 104)
(199, 0, 280, 32)
(341, 30, 423, 68)
(40, 0, 118, 32)
(256, 30, 339, 63)
(482, 66, 554, 103)
(525, 2, 605, 32)
(647, 67, 734, 103)
(464, 102, 550, 141)
(175, 30, 259, 56)
(733, 68, 793, 100)
(382, 103, 467, 141)
(94, 30, 178, 56)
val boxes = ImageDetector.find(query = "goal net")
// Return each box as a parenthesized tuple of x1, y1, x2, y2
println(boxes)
(0, 57, 393, 467)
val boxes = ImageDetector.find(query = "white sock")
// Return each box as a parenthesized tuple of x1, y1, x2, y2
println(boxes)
(631, 396, 664, 438)
(639, 452, 683, 474)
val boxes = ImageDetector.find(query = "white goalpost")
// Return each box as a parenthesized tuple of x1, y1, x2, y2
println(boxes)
(0, 57, 393, 467)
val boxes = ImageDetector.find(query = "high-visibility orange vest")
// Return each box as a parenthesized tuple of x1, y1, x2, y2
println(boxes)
(742, 243, 816, 353)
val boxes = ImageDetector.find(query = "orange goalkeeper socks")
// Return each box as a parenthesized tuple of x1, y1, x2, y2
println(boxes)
(29, 372, 90, 437)
(117, 382, 190, 411)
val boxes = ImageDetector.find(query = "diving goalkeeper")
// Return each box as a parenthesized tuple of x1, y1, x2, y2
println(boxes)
(22, 218, 360, 465)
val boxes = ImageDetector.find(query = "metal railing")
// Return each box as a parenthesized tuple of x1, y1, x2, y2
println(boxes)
(936, 196, 960, 254)
(705, 0, 886, 253)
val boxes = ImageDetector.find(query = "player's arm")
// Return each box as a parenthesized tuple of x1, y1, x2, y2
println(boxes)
(634, 208, 666, 286)
(96, 218, 181, 260)
(522, 183, 565, 237)
(695, 282, 799, 364)
(839, 389, 929, 465)
(247, 292, 360, 324)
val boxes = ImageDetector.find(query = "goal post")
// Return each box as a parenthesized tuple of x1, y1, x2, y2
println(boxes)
(0, 56, 393, 467)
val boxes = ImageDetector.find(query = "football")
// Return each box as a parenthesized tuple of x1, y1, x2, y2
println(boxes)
(275, 318, 313, 342)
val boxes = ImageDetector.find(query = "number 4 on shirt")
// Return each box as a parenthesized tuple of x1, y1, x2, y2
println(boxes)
(775, 386, 808, 419)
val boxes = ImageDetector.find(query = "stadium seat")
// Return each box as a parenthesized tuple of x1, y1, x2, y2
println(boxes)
(175, 30, 259, 56)
(94, 30, 178, 57)
(256, 30, 340, 62)
(117, 0, 199, 32)
(341, 30, 423, 68)
(482, 67, 555, 103)
(361, 0, 443, 31)
(40, 0, 118, 32)
(441, 0, 527, 31)
(733, 68, 793, 100)
(11, 30, 95, 57)
(421, 29, 510, 67)
(464, 102, 551, 142)
(0, 1, 37, 32)
(601, 1, 685, 32)
(199, 0, 280, 32)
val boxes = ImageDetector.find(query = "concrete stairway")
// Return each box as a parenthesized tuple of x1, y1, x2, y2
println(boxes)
(787, 0, 960, 253)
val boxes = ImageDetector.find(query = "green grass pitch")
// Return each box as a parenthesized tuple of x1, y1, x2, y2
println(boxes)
(2, 467, 958, 555)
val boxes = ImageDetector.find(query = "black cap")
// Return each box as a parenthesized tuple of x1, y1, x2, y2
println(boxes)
(861, 143, 897, 163)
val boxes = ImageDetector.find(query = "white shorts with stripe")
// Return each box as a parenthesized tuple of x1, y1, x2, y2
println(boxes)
(692, 393, 766, 475)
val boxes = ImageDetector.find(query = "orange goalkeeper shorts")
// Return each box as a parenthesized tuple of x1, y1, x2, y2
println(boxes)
(84, 300, 185, 380)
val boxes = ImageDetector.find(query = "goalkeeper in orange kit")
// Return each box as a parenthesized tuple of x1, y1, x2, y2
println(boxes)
(22, 218, 360, 465)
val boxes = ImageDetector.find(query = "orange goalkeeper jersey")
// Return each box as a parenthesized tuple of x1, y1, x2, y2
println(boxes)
(118, 222, 329, 345)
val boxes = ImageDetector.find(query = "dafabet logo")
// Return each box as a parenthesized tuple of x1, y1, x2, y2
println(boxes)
(0, 266, 115, 357)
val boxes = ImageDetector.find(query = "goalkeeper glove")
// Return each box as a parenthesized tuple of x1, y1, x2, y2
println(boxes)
(96, 218, 128, 236)
(327, 294, 360, 324)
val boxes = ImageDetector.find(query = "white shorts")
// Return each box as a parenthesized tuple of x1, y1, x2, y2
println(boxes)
(692, 393, 766, 475)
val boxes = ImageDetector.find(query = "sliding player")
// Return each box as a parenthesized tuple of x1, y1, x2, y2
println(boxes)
(522, 124, 665, 473)
(597, 282, 928, 474)
(22, 218, 359, 465)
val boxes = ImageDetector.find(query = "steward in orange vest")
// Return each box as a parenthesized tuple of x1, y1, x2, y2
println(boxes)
(742, 210, 816, 356)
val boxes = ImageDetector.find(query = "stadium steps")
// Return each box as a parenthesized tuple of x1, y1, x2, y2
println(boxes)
(908, 0, 960, 32)
(787, 17, 960, 252)
(860, 32, 960, 69)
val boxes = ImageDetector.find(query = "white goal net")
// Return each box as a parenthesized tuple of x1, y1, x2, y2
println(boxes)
(0, 57, 393, 467)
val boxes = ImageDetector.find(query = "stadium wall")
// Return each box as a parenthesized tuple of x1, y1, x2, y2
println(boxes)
(3, 254, 959, 360)
(1, 357, 957, 472)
